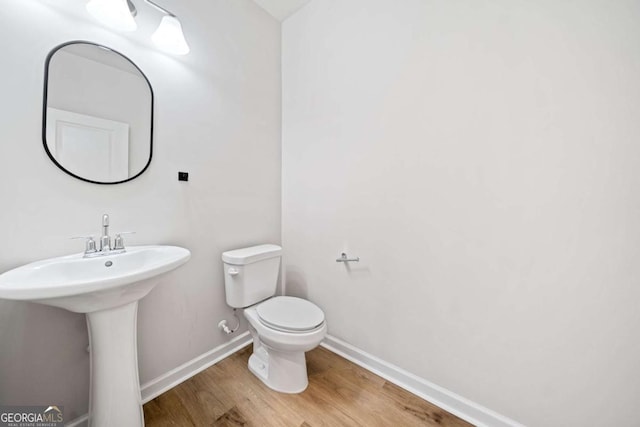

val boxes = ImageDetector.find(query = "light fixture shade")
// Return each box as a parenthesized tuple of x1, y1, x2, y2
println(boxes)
(86, 0, 137, 32)
(151, 15, 190, 55)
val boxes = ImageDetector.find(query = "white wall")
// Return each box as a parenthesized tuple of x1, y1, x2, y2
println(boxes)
(0, 0, 280, 420)
(282, 1, 640, 426)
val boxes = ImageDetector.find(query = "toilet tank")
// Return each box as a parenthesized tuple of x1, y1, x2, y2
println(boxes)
(221, 244, 282, 308)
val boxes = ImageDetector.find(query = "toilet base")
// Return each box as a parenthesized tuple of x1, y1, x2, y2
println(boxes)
(248, 340, 309, 394)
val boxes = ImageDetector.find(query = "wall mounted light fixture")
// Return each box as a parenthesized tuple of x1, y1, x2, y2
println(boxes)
(145, 0, 190, 55)
(85, 0, 190, 55)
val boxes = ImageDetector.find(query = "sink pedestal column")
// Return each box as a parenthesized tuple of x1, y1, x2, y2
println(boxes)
(86, 301, 144, 427)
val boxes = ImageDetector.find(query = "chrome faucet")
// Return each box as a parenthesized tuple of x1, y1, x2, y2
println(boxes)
(74, 214, 133, 258)
(99, 214, 111, 252)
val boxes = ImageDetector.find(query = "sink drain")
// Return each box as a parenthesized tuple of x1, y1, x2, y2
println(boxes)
(105, 261, 113, 267)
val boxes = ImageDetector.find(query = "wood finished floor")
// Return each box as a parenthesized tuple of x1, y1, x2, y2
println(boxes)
(143, 345, 473, 427)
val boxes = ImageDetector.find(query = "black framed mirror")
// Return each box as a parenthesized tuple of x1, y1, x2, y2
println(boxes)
(43, 41, 153, 184)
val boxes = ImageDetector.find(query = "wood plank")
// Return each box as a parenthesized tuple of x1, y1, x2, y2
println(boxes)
(144, 345, 474, 427)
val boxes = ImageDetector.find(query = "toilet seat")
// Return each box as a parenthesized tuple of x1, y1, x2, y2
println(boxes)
(256, 296, 325, 333)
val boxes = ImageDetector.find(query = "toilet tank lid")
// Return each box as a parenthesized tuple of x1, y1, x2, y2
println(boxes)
(221, 244, 282, 265)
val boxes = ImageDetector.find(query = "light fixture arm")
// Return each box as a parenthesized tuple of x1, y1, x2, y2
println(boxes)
(143, 0, 175, 17)
(127, 0, 137, 17)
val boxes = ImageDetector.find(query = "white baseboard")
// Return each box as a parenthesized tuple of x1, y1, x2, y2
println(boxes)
(140, 331, 252, 403)
(321, 335, 525, 427)
(65, 414, 88, 427)
(65, 332, 252, 427)
(68, 332, 521, 427)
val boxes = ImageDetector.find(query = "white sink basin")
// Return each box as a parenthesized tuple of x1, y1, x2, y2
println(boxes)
(0, 245, 191, 312)
(0, 244, 191, 427)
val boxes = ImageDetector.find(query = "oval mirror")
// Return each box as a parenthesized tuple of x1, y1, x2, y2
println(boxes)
(43, 41, 153, 184)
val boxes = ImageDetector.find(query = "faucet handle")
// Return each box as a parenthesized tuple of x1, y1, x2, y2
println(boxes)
(71, 236, 97, 254)
(113, 231, 136, 250)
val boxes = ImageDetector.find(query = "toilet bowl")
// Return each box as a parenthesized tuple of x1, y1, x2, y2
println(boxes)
(221, 245, 327, 393)
(245, 296, 327, 393)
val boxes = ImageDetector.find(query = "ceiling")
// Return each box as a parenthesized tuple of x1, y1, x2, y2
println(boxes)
(251, 0, 312, 21)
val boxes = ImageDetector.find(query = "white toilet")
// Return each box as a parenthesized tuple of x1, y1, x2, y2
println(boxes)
(222, 244, 327, 393)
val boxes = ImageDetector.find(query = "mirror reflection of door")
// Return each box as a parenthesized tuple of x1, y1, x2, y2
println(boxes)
(46, 108, 130, 182)
(43, 42, 153, 184)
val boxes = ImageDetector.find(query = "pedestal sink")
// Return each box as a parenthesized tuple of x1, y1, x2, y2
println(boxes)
(0, 245, 191, 427)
